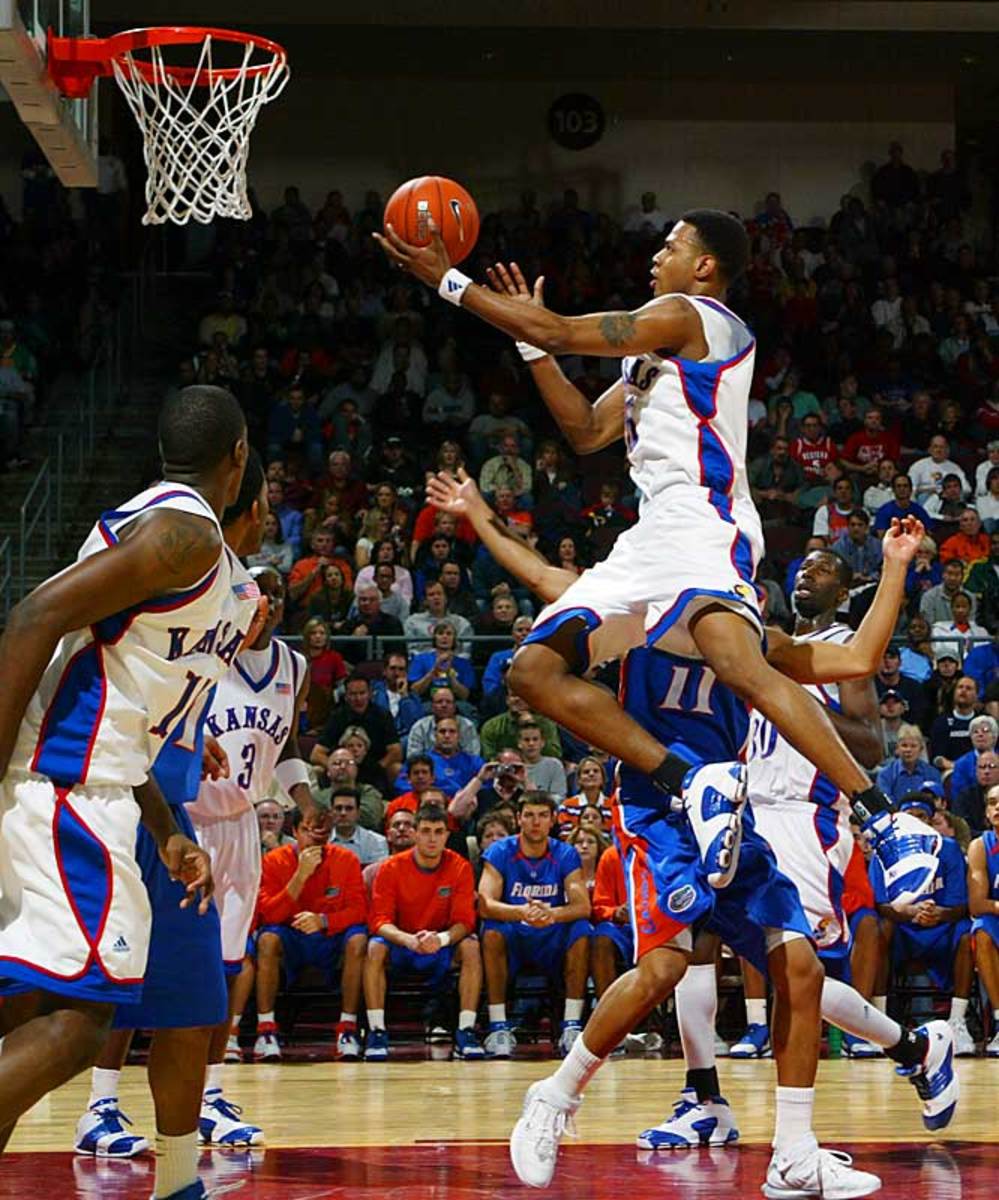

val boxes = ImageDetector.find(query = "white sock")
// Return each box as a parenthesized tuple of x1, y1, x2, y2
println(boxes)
(89, 1067, 121, 1108)
(550, 1033, 604, 1101)
(676, 963, 718, 1069)
(258, 1010, 276, 1026)
(340, 1012, 358, 1025)
(204, 1063, 224, 1095)
(872, 995, 887, 1014)
(488, 1003, 507, 1025)
(822, 978, 902, 1048)
(949, 997, 969, 1023)
(229, 1014, 242, 1033)
(154, 1131, 198, 1198)
(993, 1009, 999, 1024)
(772, 1086, 814, 1153)
(564, 998, 584, 1022)
(458, 1010, 476, 1030)
(368, 1009, 386, 1030)
(745, 997, 767, 1028)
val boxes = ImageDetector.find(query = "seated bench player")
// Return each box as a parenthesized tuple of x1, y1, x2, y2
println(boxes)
(968, 784, 999, 1058)
(478, 791, 592, 1059)
(871, 794, 975, 1056)
(840, 833, 892, 1058)
(589, 842, 631, 999)
(254, 800, 368, 1061)
(363, 802, 484, 1060)
(363, 808, 417, 898)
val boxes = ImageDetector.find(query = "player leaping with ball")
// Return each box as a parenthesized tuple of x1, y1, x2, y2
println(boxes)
(376, 210, 937, 905)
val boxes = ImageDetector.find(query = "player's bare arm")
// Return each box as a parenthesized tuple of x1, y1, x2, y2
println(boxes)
(425, 468, 577, 603)
(134, 775, 214, 914)
(556, 870, 592, 924)
(278, 664, 317, 818)
(0, 509, 221, 778)
(477, 861, 528, 923)
(968, 838, 999, 917)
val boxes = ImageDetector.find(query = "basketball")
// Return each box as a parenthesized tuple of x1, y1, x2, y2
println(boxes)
(383, 175, 480, 265)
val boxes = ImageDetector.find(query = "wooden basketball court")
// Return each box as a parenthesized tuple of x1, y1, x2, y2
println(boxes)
(6, 1057, 997, 1198)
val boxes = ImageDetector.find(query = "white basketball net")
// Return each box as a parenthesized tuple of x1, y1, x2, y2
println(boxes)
(111, 34, 289, 227)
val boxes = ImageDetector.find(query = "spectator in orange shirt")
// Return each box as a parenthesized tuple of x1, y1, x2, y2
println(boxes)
(589, 843, 632, 998)
(288, 528, 355, 611)
(940, 507, 990, 571)
(254, 805, 368, 1062)
(363, 803, 483, 1060)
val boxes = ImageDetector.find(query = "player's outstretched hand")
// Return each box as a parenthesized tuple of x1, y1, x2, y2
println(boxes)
(882, 516, 925, 565)
(486, 261, 546, 307)
(161, 833, 214, 915)
(202, 735, 229, 781)
(373, 219, 451, 288)
(426, 467, 483, 517)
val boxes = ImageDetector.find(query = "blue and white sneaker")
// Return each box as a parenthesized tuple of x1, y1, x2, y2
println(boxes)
(636, 1087, 740, 1150)
(198, 1090, 264, 1146)
(454, 1027, 485, 1059)
(843, 1034, 883, 1059)
(862, 808, 941, 907)
(897, 1020, 959, 1131)
(154, 1182, 247, 1199)
(728, 1023, 771, 1058)
(682, 762, 747, 888)
(364, 1028, 390, 1061)
(74, 1099, 149, 1157)
(484, 1021, 517, 1059)
(557, 1019, 584, 1057)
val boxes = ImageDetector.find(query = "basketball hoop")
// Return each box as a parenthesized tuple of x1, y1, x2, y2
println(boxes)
(47, 27, 289, 226)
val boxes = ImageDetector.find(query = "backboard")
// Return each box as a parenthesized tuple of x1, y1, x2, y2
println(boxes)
(0, 0, 98, 186)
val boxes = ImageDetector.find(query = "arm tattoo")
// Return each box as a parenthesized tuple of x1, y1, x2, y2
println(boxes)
(598, 312, 637, 348)
(152, 515, 218, 577)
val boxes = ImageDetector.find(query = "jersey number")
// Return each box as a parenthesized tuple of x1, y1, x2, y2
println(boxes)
(149, 670, 214, 751)
(236, 742, 256, 789)
(749, 718, 779, 761)
(659, 665, 716, 715)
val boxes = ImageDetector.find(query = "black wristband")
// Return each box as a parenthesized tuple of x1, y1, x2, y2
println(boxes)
(850, 785, 893, 825)
(651, 752, 694, 797)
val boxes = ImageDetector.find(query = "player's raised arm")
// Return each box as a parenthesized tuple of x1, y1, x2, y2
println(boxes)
(766, 518, 924, 684)
(0, 508, 222, 778)
(425, 468, 577, 605)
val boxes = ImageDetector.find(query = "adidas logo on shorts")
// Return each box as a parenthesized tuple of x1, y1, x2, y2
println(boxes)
(111, 935, 130, 953)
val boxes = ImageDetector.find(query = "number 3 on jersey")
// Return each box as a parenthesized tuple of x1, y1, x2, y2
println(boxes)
(236, 742, 256, 789)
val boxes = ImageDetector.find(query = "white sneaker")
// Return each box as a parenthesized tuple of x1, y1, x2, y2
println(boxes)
(510, 1078, 579, 1188)
(948, 1018, 976, 1057)
(762, 1133, 881, 1198)
(74, 1100, 149, 1157)
(224, 1034, 242, 1064)
(636, 1087, 740, 1150)
(682, 761, 747, 888)
(898, 1020, 958, 1131)
(199, 1089, 265, 1146)
(484, 1023, 517, 1059)
(987, 1028, 999, 1058)
(253, 1026, 281, 1062)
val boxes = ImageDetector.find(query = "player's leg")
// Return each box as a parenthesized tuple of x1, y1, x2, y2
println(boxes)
(146, 1025, 213, 1199)
(947, 928, 976, 1054)
(362, 937, 391, 1060)
(848, 911, 881, 1000)
(973, 930, 999, 1056)
(557, 921, 591, 1055)
(74, 1029, 150, 1158)
(453, 937, 485, 1060)
(481, 925, 516, 1058)
(253, 930, 284, 1062)
(590, 932, 620, 999)
(729, 958, 771, 1058)
(335, 931, 367, 1060)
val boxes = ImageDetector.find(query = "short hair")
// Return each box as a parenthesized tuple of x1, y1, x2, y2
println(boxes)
(517, 720, 542, 736)
(338, 725, 371, 751)
(292, 798, 330, 827)
(329, 784, 358, 806)
(896, 723, 924, 744)
(971, 715, 999, 737)
(679, 208, 751, 282)
(345, 673, 372, 690)
(407, 753, 434, 774)
(477, 809, 516, 841)
(415, 802, 448, 827)
(518, 790, 558, 815)
(812, 548, 853, 590)
(848, 508, 871, 525)
(158, 385, 245, 473)
(222, 446, 264, 526)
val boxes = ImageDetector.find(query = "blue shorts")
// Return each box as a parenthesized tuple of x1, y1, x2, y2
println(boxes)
(591, 920, 634, 965)
(258, 923, 367, 987)
(481, 918, 591, 979)
(113, 804, 227, 1031)
(228, 935, 256, 973)
(369, 936, 454, 986)
(972, 914, 999, 945)
(892, 918, 972, 989)
(614, 793, 812, 976)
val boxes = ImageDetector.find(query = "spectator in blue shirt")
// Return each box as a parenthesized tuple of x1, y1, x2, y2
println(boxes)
(898, 615, 933, 683)
(266, 478, 304, 559)
(393, 717, 483, 797)
(481, 614, 533, 701)
(268, 383, 323, 472)
(832, 509, 883, 586)
(963, 635, 998, 700)
(408, 622, 476, 702)
(874, 473, 933, 534)
(877, 723, 943, 801)
(950, 716, 999, 807)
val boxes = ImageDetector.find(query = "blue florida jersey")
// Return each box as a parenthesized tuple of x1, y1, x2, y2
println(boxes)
(621, 295, 755, 505)
(617, 646, 750, 802)
(982, 830, 999, 900)
(482, 835, 582, 907)
(870, 835, 968, 912)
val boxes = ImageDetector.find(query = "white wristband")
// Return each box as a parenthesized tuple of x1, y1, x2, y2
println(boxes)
(516, 340, 548, 363)
(438, 268, 472, 306)
(437, 931, 451, 948)
(274, 758, 312, 795)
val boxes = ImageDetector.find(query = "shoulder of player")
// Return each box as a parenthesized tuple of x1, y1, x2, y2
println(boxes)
(119, 507, 222, 587)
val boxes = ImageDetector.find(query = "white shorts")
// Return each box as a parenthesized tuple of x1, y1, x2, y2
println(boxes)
(190, 806, 262, 968)
(750, 799, 853, 956)
(526, 484, 764, 667)
(0, 775, 151, 1002)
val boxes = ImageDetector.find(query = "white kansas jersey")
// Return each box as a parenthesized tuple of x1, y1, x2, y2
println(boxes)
(18, 482, 259, 790)
(187, 638, 305, 819)
(621, 295, 756, 504)
(746, 623, 853, 811)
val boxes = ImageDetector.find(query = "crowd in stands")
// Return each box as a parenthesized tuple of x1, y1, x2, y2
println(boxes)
(182, 142, 999, 1059)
